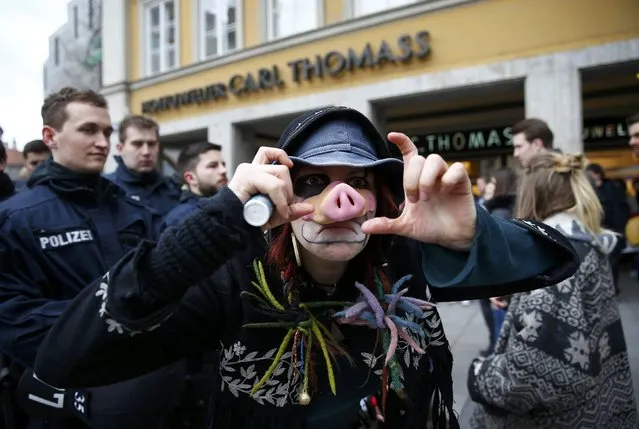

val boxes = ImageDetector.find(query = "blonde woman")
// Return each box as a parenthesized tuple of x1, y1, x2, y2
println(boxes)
(467, 152, 637, 428)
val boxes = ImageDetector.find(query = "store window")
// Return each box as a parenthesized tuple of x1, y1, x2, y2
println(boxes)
(353, 0, 418, 17)
(144, 0, 178, 75)
(265, 0, 320, 41)
(199, 0, 239, 60)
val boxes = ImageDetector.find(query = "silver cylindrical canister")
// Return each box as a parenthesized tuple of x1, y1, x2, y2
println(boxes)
(243, 194, 274, 227)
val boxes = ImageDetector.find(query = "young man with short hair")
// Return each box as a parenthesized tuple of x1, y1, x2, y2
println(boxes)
(0, 87, 199, 429)
(13, 139, 52, 192)
(512, 118, 554, 167)
(162, 141, 228, 229)
(106, 114, 181, 215)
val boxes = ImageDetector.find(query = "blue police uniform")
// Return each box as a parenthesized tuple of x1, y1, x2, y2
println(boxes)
(0, 160, 191, 429)
(162, 190, 201, 231)
(105, 156, 181, 216)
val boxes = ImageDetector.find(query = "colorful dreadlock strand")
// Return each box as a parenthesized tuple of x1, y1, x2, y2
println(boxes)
(251, 328, 295, 395)
(251, 260, 284, 311)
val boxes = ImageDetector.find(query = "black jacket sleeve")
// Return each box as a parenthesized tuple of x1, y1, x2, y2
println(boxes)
(35, 188, 261, 388)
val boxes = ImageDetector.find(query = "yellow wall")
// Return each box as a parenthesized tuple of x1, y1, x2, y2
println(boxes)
(243, 0, 262, 49)
(128, 0, 639, 121)
(324, 0, 345, 26)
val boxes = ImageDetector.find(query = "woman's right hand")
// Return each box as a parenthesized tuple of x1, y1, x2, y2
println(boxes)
(227, 147, 314, 230)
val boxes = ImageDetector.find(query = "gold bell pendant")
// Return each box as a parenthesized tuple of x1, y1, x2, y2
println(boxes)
(298, 391, 311, 406)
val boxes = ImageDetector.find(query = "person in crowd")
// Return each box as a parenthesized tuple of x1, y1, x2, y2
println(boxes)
(0, 141, 15, 201)
(628, 112, 639, 157)
(106, 114, 181, 215)
(0, 88, 210, 429)
(474, 176, 487, 206)
(512, 118, 554, 167)
(477, 167, 518, 356)
(585, 163, 630, 294)
(13, 139, 51, 192)
(33, 106, 578, 429)
(468, 152, 636, 428)
(163, 141, 228, 229)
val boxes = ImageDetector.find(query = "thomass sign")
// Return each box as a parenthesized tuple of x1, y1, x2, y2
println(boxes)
(413, 118, 632, 156)
(141, 31, 431, 114)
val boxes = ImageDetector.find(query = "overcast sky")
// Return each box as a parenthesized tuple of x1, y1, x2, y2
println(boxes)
(0, 1, 69, 150)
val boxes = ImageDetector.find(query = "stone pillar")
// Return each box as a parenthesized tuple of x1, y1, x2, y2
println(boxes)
(101, 0, 129, 174)
(525, 61, 583, 154)
(208, 122, 241, 177)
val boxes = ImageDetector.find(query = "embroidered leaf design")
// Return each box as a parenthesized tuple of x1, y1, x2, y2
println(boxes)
(246, 364, 256, 379)
(430, 330, 442, 339)
(224, 348, 233, 360)
(361, 352, 376, 368)
(263, 349, 276, 359)
(430, 340, 445, 346)
(276, 383, 288, 396)
(273, 365, 286, 377)
(373, 369, 383, 376)
(244, 351, 258, 361)
(425, 318, 441, 329)
(267, 379, 279, 386)
(403, 349, 411, 368)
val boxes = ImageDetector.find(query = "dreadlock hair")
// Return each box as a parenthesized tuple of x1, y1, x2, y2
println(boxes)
(267, 173, 401, 308)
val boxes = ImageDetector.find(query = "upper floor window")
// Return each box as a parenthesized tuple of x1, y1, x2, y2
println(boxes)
(353, 0, 418, 17)
(265, 0, 320, 41)
(144, 0, 178, 75)
(199, 0, 239, 60)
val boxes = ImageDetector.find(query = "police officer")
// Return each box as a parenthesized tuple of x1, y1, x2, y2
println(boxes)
(0, 87, 191, 429)
(105, 114, 181, 215)
(14, 139, 51, 192)
(0, 140, 14, 201)
(163, 142, 228, 229)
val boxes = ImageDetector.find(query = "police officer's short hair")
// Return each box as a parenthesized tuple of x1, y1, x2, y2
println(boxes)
(23, 140, 50, 159)
(118, 115, 160, 144)
(177, 142, 223, 176)
(42, 87, 108, 130)
(627, 113, 639, 128)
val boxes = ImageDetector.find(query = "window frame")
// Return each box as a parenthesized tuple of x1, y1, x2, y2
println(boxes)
(351, 0, 418, 18)
(142, 0, 181, 76)
(197, 0, 243, 61)
(264, 0, 323, 42)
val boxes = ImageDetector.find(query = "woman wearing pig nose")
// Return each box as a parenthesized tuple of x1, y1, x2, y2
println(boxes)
(34, 107, 579, 429)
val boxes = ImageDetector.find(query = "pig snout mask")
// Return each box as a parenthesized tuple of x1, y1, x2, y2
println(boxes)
(302, 182, 376, 225)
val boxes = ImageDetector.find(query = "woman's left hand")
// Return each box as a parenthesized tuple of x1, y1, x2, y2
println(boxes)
(361, 132, 477, 251)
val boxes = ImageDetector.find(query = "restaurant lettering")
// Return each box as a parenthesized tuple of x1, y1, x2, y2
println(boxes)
(414, 118, 630, 156)
(141, 31, 431, 114)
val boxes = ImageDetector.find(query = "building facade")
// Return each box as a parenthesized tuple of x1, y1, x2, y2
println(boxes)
(101, 0, 639, 177)
(44, 0, 102, 96)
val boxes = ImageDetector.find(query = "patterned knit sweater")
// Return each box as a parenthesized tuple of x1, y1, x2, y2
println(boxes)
(468, 212, 637, 428)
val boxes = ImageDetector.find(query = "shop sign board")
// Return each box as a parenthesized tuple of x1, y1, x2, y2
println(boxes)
(413, 118, 632, 156)
(141, 31, 431, 114)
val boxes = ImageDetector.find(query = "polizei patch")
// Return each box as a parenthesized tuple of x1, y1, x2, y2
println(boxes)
(37, 229, 95, 250)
